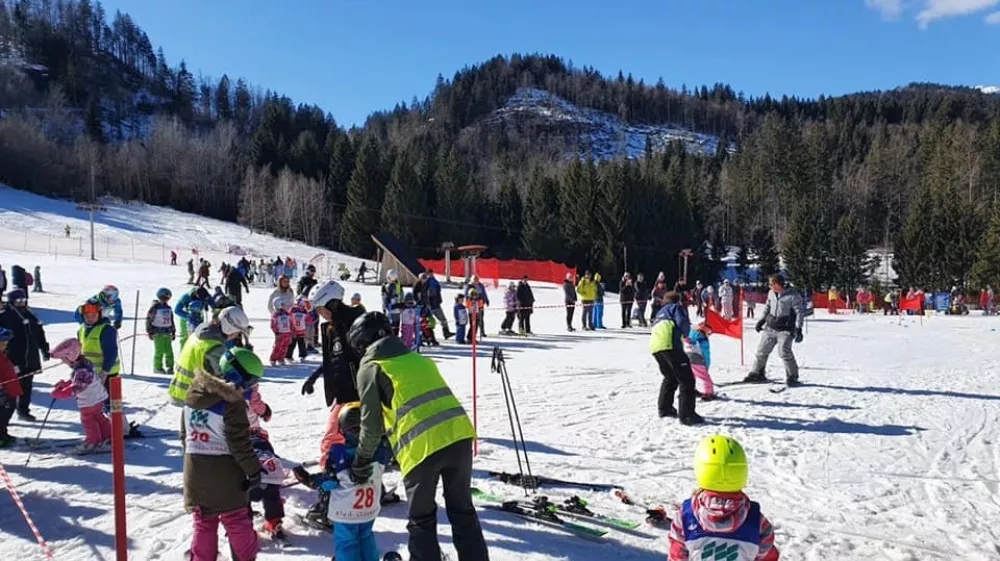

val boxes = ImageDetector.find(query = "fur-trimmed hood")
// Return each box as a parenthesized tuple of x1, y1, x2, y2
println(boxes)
(185, 369, 245, 409)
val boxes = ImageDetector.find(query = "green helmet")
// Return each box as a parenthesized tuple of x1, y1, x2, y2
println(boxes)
(220, 347, 264, 388)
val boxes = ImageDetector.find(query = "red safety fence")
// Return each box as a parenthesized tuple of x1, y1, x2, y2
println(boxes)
(418, 258, 576, 286)
(812, 292, 849, 311)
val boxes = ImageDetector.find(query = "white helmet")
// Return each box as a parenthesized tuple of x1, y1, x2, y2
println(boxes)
(386, 269, 398, 282)
(310, 280, 346, 309)
(218, 306, 252, 336)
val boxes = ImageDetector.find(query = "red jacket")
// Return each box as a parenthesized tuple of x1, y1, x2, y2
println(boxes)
(0, 351, 24, 398)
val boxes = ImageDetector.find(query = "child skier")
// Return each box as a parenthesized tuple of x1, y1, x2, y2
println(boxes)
(74, 285, 124, 329)
(182, 347, 266, 561)
(147, 288, 176, 374)
(381, 269, 403, 336)
(49, 338, 111, 454)
(350, 293, 365, 311)
(454, 294, 469, 344)
(287, 298, 312, 363)
(466, 287, 482, 344)
(317, 401, 392, 561)
(270, 298, 293, 366)
(187, 300, 206, 332)
(244, 387, 286, 542)
(176, 286, 212, 346)
(78, 298, 141, 437)
(668, 434, 780, 561)
(685, 324, 716, 401)
(500, 281, 518, 335)
(399, 293, 419, 350)
(419, 310, 439, 347)
(0, 327, 23, 447)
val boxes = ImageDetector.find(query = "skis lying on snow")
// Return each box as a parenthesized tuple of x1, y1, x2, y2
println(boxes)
(17, 428, 177, 451)
(615, 490, 675, 527)
(488, 470, 624, 491)
(471, 488, 607, 540)
(528, 495, 646, 533)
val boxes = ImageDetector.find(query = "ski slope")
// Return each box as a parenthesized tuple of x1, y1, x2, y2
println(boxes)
(2, 190, 1000, 560)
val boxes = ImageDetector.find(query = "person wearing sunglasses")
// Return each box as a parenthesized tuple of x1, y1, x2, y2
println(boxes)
(0, 289, 49, 422)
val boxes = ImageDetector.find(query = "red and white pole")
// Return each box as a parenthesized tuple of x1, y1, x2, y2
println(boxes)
(109, 375, 127, 560)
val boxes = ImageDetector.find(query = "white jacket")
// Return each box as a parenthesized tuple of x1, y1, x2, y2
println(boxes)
(267, 288, 296, 314)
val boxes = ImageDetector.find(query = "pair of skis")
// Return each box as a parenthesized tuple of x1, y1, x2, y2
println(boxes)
(487, 470, 624, 492)
(714, 380, 801, 394)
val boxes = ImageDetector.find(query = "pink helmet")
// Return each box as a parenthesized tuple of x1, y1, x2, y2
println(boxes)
(50, 338, 82, 363)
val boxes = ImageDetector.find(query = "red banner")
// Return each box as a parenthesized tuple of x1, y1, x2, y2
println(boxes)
(418, 258, 575, 286)
(704, 304, 743, 340)
(900, 295, 923, 312)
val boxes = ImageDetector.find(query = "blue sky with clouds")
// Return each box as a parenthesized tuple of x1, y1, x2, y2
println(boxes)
(98, 0, 1000, 127)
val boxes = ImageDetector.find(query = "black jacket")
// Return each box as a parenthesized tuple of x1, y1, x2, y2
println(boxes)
(11, 265, 26, 290)
(296, 275, 317, 298)
(0, 305, 48, 373)
(634, 280, 648, 302)
(516, 281, 535, 310)
(224, 268, 249, 295)
(307, 303, 366, 407)
(619, 279, 635, 303)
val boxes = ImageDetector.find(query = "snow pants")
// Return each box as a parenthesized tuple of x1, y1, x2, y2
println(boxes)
(565, 304, 575, 329)
(16, 374, 33, 415)
(690, 364, 715, 397)
(594, 301, 605, 328)
(621, 302, 632, 327)
(152, 333, 174, 372)
(334, 520, 380, 561)
(179, 320, 190, 347)
(431, 307, 451, 335)
(581, 300, 594, 329)
(653, 349, 697, 419)
(285, 335, 306, 361)
(635, 301, 648, 326)
(190, 506, 259, 561)
(0, 394, 15, 437)
(80, 403, 112, 445)
(722, 299, 734, 319)
(750, 329, 799, 382)
(517, 310, 531, 334)
(402, 439, 489, 561)
(500, 311, 516, 331)
(455, 324, 467, 344)
(271, 333, 293, 363)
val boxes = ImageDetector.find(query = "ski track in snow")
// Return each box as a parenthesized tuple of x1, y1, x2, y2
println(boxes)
(2, 189, 1000, 559)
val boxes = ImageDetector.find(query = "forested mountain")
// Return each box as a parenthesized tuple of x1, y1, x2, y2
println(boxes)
(3, 0, 1000, 292)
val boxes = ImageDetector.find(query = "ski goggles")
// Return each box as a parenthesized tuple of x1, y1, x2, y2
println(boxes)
(80, 303, 102, 316)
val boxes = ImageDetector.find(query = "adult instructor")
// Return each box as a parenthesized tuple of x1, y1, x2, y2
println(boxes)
(744, 274, 804, 386)
(347, 311, 489, 561)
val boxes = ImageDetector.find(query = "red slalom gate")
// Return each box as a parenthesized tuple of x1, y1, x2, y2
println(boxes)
(110, 375, 128, 560)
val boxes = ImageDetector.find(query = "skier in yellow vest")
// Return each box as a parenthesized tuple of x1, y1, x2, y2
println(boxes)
(77, 298, 142, 437)
(169, 307, 253, 406)
(347, 311, 488, 561)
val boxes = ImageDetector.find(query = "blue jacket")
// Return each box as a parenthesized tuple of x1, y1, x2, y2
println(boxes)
(688, 328, 711, 368)
(464, 282, 490, 306)
(321, 440, 391, 488)
(426, 277, 443, 309)
(80, 318, 119, 373)
(74, 293, 123, 325)
(653, 303, 691, 352)
(174, 290, 210, 322)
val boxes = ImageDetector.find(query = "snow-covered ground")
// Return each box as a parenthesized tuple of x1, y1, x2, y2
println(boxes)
(489, 87, 729, 158)
(2, 189, 1000, 560)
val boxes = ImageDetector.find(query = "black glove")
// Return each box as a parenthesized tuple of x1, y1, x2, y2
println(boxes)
(41, 346, 50, 362)
(794, 328, 803, 343)
(242, 471, 265, 491)
(301, 377, 315, 395)
(350, 456, 374, 484)
(114, 320, 122, 330)
(755, 318, 766, 333)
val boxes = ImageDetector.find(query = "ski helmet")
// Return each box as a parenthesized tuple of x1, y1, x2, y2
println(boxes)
(50, 338, 82, 362)
(404, 292, 415, 304)
(272, 297, 289, 312)
(337, 401, 362, 442)
(102, 285, 119, 302)
(306, 264, 316, 274)
(310, 280, 345, 310)
(0, 327, 13, 342)
(386, 269, 398, 282)
(80, 298, 102, 320)
(693, 434, 748, 493)
(214, 294, 234, 310)
(193, 286, 211, 302)
(6, 289, 27, 306)
(156, 288, 172, 301)
(347, 311, 392, 354)
(218, 306, 252, 337)
(220, 347, 264, 389)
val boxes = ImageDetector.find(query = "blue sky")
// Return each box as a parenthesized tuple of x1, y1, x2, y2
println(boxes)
(99, 0, 1000, 127)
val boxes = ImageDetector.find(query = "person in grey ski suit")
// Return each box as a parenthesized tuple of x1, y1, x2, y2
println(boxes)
(745, 274, 804, 385)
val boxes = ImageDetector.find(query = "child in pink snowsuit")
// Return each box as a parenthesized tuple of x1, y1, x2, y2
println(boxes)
(286, 299, 313, 362)
(685, 324, 716, 401)
(270, 299, 293, 365)
(399, 293, 419, 350)
(50, 338, 111, 454)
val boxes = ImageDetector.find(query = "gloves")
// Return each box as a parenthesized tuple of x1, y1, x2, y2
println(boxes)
(794, 328, 804, 343)
(41, 347, 50, 362)
(261, 404, 272, 422)
(242, 471, 265, 491)
(113, 320, 122, 330)
(51, 380, 73, 400)
(301, 377, 315, 395)
(755, 318, 766, 333)
(350, 456, 374, 484)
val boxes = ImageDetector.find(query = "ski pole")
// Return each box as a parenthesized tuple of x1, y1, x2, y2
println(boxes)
(25, 398, 57, 467)
(492, 347, 528, 495)
(500, 349, 534, 488)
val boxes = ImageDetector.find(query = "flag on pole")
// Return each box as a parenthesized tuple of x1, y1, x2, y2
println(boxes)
(704, 300, 743, 340)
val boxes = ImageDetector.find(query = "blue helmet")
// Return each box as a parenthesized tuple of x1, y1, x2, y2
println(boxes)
(0, 327, 13, 342)
(156, 288, 172, 301)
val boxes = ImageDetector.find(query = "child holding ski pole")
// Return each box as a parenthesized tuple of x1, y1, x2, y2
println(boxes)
(668, 435, 780, 561)
(49, 338, 111, 454)
(0, 327, 23, 447)
(147, 288, 176, 374)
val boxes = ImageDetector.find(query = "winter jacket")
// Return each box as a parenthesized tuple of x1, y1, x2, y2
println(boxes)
(304, 302, 365, 408)
(686, 329, 711, 368)
(454, 303, 469, 326)
(62, 357, 108, 409)
(595, 275, 606, 303)
(426, 277, 444, 309)
(651, 303, 691, 353)
(503, 289, 517, 312)
(0, 351, 23, 398)
(619, 278, 636, 303)
(73, 292, 124, 326)
(516, 281, 535, 311)
(79, 318, 118, 374)
(271, 310, 292, 335)
(576, 278, 598, 301)
(146, 301, 176, 336)
(719, 284, 734, 302)
(651, 284, 668, 305)
(464, 282, 490, 306)
(668, 490, 779, 561)
(11, 265, 26, 291)
(412, 280, 428, 308)
(634, 280, 648, 303)
(181, 369, 260, 515)
(0, 267, 7, 294)
(563, 280, 578, 304)
(224, 268, 249, 297)
(267, 287, 296, 314)
(175, 289, 209, 323)
(760, 289, 805, 332)
(0, 305, 49, 374)
(290, 305, 313, 336)
(382, 281, 404, 313)
(297, 275, 317, 298)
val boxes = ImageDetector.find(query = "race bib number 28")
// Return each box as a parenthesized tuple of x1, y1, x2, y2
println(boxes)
(326, 464, 384, 523)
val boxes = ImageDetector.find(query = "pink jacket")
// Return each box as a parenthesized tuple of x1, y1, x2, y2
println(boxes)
(52, 358, 107, 409)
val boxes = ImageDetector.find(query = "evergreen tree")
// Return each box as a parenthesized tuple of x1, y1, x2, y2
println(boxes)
(380, 151, 430, 247)
(782, 203, 832, 292)
(749, 227, 780, 285)
(596, 160, 629, 275)
(831, 211, 866, 294)
(522, 167, 563, 259)
(894, 187, 937, 289)
(215, 74, 232, 120)
(559, 157, 599, 268)
(434, 147, 479, 244)
(342, 137, 385, 257)
(970, 203, 1000, 289)
(498, 179, 523, 256)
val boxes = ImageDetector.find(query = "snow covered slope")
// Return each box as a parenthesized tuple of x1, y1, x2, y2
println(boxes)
(1, 189, 999, 560)
(486, 87, 726, 158)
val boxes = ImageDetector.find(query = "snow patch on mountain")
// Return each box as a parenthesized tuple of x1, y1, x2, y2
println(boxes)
(975, 85, 1000, 94)
(489, 87, 728, 159)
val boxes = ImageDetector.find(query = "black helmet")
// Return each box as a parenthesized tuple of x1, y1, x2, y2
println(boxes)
(347, 311, 392, 353)
(194, 286, 211, 302)
(337, 401, 362, 443)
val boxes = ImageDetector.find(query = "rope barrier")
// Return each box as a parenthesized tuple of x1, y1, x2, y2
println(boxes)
(0, 462, 55, 558)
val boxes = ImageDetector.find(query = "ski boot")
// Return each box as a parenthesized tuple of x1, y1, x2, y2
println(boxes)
(0, 434, 16, 448)
(263, 518, 287, 541)
(381, 485, 401, 505)
(153, 367, 166, 375)
(126, 422, 144, 438)
(293, 465, 318, 489)
(17, 410, 37, 422)
(645, 506, 670, 527)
